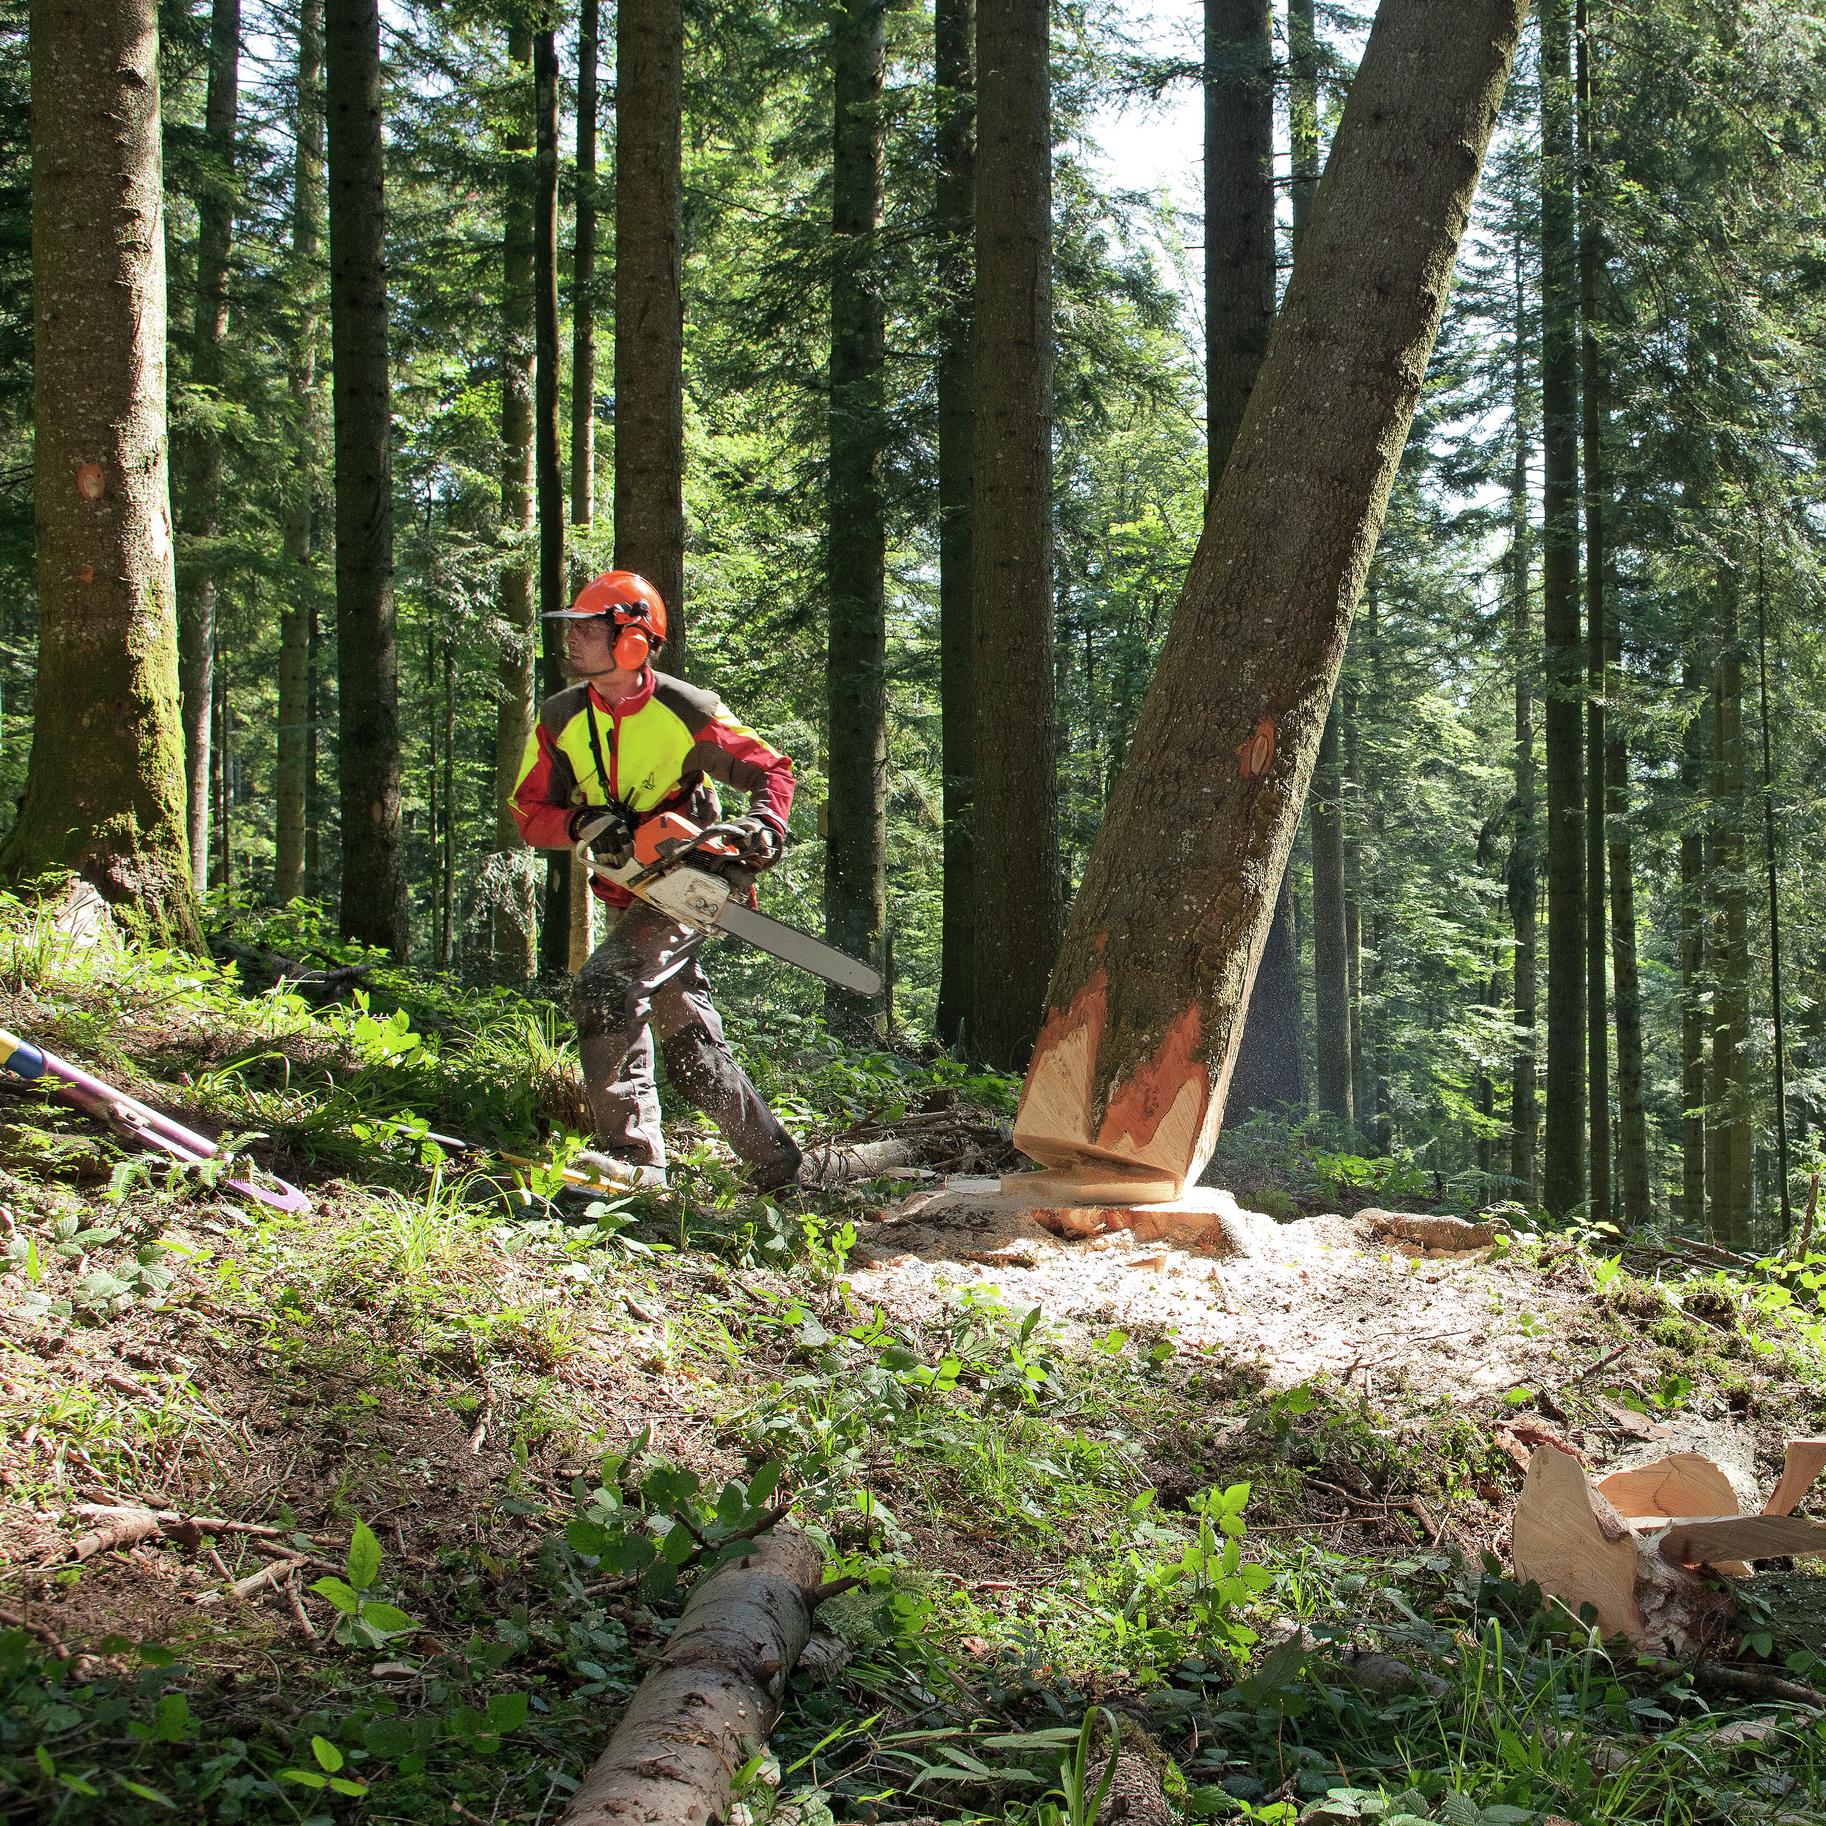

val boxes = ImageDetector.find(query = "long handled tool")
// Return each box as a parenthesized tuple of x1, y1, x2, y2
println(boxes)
(0, 1028, 310, 1213)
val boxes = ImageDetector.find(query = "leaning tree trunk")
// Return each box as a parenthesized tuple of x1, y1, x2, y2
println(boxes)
(177, 0, 240, 894)
(1206, 0, 1304, 1115)
(490, 24, 538, 981)
(934, 0, 977, 1048)
(614, 0, 686, 669)
(971, 0, 1061, 1070)
(824, 0, 891, 1036)
(325, 0, 409, 956)
(1012, 0, 1525, 1198)
(276, 0, 327, 904)
(2, 0, 199, 941)
(1539, 0, 1585, 1219)
(558, 1530, 824, 1825)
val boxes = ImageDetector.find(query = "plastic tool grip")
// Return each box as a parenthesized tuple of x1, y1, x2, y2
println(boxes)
(0, 1028, 47, 1080)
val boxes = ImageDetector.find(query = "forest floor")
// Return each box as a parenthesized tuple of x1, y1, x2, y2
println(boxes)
(3, 893, 1826, 1825)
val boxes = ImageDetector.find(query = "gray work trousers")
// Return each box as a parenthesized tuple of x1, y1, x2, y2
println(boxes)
(571, 900, 797, 1174)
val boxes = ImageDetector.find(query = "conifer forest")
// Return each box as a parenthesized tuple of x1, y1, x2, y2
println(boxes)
(5, 1, 1826, 1822)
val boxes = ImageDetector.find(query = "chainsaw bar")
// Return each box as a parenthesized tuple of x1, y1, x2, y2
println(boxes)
(716, 901, 882, 996)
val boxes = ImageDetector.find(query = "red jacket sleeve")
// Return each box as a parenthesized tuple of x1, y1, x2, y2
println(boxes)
(689, 699, 795, 833)
(509, 720, 579, 849)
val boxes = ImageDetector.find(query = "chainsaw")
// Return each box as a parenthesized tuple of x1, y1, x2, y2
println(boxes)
(571, 810, 882, 996)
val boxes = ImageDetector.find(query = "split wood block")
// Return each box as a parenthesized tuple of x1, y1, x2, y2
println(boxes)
(1762, 1439, 1826, 1517)
(1512, 1440, 1826, 1656)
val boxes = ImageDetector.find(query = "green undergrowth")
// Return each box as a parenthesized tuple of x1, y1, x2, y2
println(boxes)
(3, 899, 1826, 1823)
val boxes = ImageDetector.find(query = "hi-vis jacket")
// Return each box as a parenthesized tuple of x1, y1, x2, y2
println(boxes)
(509, 668, 795, 906)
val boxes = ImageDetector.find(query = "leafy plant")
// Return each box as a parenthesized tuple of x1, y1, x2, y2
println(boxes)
(310, 1520, 423, 1649)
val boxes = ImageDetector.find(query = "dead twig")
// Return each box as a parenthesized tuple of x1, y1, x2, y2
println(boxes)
(198, 1555, 306, 1607)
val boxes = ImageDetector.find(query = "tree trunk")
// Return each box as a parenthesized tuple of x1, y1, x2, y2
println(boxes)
(614, 0, 686, 669)
(935, 0, 976, 1048)
(1345, 688, 1371, 1125)
(1539, 0, 1585, 1219)
(2, 0, 199, 939)
(1312, 702, 1353, 1125)
(1207, 0, 1301, 1115)
(1578, 0, 1608, 1226)
(441, 632, 456, 967)
(491, 24, 538, 981)
(824, 0, 891, 1035)
(1679, 651, 1707, 1231)
(177, 0, 240, 894)
(1012, 0, 1525, 1196)
(533, 23, 570, 979)
(1579, 0, 1648, 1229)
(971, 0, 1061, 1070)
(1755, 537, 1791, 1237)
(325, 0, 408, 956)
(276, 0, 326, 905)
(212, 657, 231, 891)
(1708, 572, 1752, 1247)
(572, 0, 599, 552)
(1509, 225, 1538, 1203)
(1203, 0, 1273, 477)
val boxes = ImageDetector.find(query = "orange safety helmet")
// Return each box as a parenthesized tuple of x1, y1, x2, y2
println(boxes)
(545, 569, 669, 668)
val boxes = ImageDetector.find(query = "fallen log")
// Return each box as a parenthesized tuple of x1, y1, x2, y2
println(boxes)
(558, 1527, 825, 1826)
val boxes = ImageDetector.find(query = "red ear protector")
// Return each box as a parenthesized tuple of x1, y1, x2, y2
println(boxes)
(613, 622, 651, 671)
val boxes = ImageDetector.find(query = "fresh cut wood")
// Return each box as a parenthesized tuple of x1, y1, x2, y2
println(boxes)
(558, 1526, 824, 1826)
(1010, 0, 1528, 1200)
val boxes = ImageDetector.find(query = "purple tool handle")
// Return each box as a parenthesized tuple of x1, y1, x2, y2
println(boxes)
(33, 1042, 311, 1214)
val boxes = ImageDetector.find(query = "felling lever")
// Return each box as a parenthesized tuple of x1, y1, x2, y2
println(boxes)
(0, 1027, 310, 1213)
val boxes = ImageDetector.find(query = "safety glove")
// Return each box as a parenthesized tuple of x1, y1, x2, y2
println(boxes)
(725, 815, 784, 870)
(568, 804, 635, 865)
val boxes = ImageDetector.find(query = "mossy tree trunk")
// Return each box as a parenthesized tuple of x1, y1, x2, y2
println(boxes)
(326, 0, 409, 956)
(1013, 0, 1525, 1194)
(825, 0, 891, 1036)
(1708, 569, 1752, 1247)
(971, 0, 1061, 1070)
(2, 0, 199, 942)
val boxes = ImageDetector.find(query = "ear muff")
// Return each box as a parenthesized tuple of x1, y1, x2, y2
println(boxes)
(613, 623, 651, 671)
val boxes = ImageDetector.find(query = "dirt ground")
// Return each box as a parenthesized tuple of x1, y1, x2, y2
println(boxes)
(848, 1177, 1609, 1406)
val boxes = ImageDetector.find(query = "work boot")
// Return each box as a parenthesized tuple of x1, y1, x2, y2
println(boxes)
(747, 1137, 805, 1194)
(571, 1150, 669, 1192)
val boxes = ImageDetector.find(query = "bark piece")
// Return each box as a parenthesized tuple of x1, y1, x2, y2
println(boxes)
(1763, 1439, 1826, 1517)
(1359, 1209, 1503, 1252)
(1012, 0, 1526, 1197)
(558, 1528, 823, 1826)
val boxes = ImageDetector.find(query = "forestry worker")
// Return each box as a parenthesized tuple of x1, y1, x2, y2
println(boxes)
(509, 568, 803, 1194)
